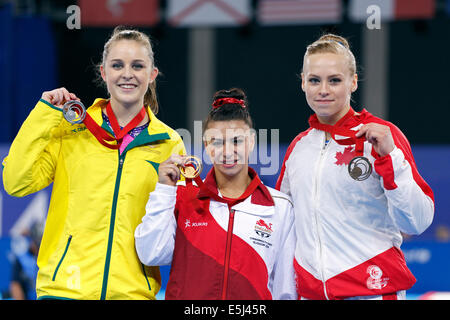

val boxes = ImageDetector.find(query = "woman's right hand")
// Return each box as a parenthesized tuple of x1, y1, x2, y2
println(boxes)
(158, 154, 187, 186)
(41, 87, 79, 109)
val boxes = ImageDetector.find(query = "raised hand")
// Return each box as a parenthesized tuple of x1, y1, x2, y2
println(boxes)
(356, 123, 395, 157)
(41, 87, 79, 109)
(158, 154, 187, 186)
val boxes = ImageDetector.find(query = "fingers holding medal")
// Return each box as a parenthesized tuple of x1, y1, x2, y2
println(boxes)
(356, 123, 395, 157)
(349, 122, 395, 181)
(41, 87, 79, 110)
(179, 155, 202, 179)
(41, 88, 85, 125)
(158, 154, 203, 186)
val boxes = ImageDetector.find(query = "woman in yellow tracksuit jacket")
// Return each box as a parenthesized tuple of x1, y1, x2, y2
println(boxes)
(2, 28, 185, 300)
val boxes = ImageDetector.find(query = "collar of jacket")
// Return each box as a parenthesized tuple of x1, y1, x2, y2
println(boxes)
(88, 98, 171, 151)
(195, 167, 275, 217)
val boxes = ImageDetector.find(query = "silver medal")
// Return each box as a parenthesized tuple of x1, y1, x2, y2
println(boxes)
(63, 100, 86, 124)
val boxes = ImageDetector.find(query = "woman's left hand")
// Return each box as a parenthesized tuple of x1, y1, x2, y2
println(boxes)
(355, 123, 395, 157)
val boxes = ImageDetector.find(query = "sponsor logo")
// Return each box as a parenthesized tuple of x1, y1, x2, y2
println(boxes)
(254, 219, 273, 238)
(68, 126, 87, 134)
(366, 265, 389, 290)
(185, 218, 208, 229)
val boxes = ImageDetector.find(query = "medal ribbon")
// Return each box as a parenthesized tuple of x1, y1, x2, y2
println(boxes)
(83, 113, 120, 149)
(308, 108, 365, 156)
(190, 169, 262, 208)
(81, 102, 146, 150)
(106, 102, 147, 140)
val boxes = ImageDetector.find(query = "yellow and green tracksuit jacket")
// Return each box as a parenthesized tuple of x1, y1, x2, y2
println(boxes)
(2, 98, 186, 300)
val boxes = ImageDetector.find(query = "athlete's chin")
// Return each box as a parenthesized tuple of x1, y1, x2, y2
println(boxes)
(311, 104, 336, 115)
(214, 163, 246, 177)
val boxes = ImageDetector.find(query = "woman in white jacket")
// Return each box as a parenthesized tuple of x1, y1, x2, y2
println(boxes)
(276, 34, 434, 300)
(135, 88, 297, 300)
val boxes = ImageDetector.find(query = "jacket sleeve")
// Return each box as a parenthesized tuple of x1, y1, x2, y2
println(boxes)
(276, 149, 292, 197)
(373, 125, 434, 235)
(275, 129, 311, 195)
(271, 198, 297, 300)
(2, 99, 63, 197)
(134, 182, 178, 266)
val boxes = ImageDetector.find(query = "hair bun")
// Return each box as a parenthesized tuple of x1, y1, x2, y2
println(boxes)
(213, 88, 246, 101)
(204, 87, 253, 130)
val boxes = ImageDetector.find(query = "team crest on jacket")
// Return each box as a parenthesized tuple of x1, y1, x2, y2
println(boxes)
(335, 146, 356, 166)
(254, 219, 273, 238)
(366, 265, 389, 290)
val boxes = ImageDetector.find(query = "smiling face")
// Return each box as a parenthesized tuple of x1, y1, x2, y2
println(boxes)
(100, 39, 158, 108)
(204, 120, 255, 180)
(301, 52, 358, 125)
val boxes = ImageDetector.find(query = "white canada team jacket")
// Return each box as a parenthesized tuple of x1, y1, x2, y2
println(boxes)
(276, 108, 434, 300)
(135, 168, 297, 300)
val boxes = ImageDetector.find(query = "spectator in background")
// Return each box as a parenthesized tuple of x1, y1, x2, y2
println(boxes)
(9, 221, 44, 300)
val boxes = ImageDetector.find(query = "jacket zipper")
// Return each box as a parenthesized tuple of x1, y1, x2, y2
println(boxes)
(52, 235, 72, 281)
(313, 134, 330, 299)
(221, 208, 235, 300)
(100, 153, 125, 300)
(141, 263, 152, 291)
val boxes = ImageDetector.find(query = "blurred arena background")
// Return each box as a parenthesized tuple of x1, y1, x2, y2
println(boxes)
(0, 0, 449, 300)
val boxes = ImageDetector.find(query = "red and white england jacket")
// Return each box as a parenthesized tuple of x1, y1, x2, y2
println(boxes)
(135, 167, 297, 300)
(276, 108, 434, 300)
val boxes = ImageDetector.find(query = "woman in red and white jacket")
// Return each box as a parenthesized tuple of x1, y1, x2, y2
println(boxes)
(135, 88, 297, 300)
(276, 34, 434, 300)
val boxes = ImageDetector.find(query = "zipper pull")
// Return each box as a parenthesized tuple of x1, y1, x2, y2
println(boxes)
(323, 134, 329, 149)
(119, 158, 124, 168)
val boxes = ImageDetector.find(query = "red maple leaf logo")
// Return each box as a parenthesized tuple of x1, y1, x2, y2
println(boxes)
(335, 146, 356, 166)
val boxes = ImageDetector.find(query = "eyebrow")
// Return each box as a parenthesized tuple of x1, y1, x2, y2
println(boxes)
(209, 136, 246, 141)
(207, 134, 246, 140)
(110, 59, 146, 63)
(308, 73, 344, 78)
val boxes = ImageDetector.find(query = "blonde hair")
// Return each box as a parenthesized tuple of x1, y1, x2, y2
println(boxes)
(101, 26, 159, 114)
(303, 34, 357, 76)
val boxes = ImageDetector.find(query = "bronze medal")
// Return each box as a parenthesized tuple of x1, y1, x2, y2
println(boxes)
(179, 155, 203, 179)
(348, 156, 372, 181)
(63, 100, 86, 124)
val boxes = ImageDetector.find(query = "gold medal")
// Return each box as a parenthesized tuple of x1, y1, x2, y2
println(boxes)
(179, 155, 203, 179)
(348, 156, 372, 181)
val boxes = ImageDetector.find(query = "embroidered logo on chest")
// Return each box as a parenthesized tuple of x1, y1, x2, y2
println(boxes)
(334, 146, 356, 166)
(254, 219, 273, 238)
(251, 219, 274, 249)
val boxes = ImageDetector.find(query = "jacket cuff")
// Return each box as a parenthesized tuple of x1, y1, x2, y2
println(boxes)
(374, 147, 402, 190)
(153, 182, 177, 195)
(38, 98, 63, 112)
